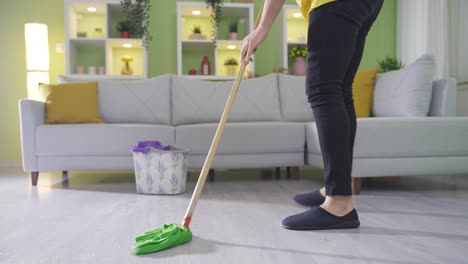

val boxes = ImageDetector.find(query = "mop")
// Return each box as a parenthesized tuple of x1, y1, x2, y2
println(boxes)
(131, 1, 265, 255)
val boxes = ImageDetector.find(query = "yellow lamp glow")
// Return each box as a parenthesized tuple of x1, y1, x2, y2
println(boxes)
(192, 10, 201, 15)
(25, 23, 49, 100)
(293, 12, 302, 18)
(227, 45, 237, 50)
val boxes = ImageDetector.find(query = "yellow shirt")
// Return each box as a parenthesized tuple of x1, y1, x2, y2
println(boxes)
(296, 0, 335, 22)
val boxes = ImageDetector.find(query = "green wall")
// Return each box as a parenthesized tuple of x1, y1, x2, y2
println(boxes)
(0, 0, 65, 162)
(0, 0, 395, 162)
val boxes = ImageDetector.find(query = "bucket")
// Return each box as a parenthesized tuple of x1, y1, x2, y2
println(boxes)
(131, 141, 188, 195)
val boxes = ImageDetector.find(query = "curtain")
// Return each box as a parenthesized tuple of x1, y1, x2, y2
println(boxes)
(448, 0, 468, 85)
(397, 0, 467, 83)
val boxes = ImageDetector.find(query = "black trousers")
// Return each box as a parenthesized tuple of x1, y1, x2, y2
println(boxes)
(306, 0, 384, 196)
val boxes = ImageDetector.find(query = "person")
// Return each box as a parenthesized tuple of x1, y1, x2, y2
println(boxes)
(240, 0, 384, 230)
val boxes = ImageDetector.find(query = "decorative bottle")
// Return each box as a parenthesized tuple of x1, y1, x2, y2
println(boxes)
(201, 56, 211, 75)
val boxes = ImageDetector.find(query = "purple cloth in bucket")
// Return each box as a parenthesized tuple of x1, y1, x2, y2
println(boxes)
(131, 141, 171, 154)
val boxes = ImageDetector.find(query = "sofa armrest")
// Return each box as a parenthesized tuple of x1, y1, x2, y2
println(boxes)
(429, 78, 456, 117)
(18, 99, 45, 172)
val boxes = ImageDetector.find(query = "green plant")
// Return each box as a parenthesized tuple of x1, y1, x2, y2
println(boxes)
(192, 25, 202, 34)
(224, 57, 239, 66)
(206, 0, 223, 44)
(289, 46, 307, 59)
(120, 0, 152, 49)
(229, 18, 238, 33)
(377, 56, 404, 72)
(117, 19, 134, 33)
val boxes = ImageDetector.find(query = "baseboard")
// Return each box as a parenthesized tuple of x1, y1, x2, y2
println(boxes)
(0, 161, 22, 167)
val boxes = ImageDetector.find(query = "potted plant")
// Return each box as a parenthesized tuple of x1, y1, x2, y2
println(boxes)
(120, 0, 152, 49)
(229, 18, 238, 40)
(117, 20, 133, 38)
(189, 25, 206, 40)
(224, 57, 239, 76)
(289, 45, 307, 75)
(377, 56, 404, 72)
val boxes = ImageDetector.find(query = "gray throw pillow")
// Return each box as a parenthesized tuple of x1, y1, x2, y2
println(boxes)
(371, 54, 435, 117)
(97, 75, 171, 124)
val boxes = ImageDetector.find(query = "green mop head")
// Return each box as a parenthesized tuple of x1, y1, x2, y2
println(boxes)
(132, 223, 192, 255)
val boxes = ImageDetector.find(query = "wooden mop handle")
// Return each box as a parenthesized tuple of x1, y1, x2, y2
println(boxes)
(182, 1, 265, 228)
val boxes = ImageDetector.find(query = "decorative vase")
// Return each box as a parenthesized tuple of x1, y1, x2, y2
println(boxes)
(121, 62, 133, 75)
(121, 31, 130, 38)
(225, 65, 237, 76)
(189, 33, 206, 40)
(77, 32, 87, 38)
(92, 27, 105, 38)
(76, 65, 85, 74)
(293, 56, 306, 76)
(228, 32, 238, 40)
(98, 66, 105, 75)
(201, 56, 211, 75)
(88, 66, 96, 75)
(297, 34, 306, 43)
(121, 56, 134, 75)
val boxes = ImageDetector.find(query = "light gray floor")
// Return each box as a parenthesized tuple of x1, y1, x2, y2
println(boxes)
(1, 166, 468, 264)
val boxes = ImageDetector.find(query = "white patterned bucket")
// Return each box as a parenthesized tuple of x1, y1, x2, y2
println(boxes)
(132, 146, 188, 195)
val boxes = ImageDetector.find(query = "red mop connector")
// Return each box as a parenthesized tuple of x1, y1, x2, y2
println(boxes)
(181, 217, 192, 229)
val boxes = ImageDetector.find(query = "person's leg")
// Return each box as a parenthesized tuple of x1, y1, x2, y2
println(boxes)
(320, 1, 384, 217)
(293, 0, 384, 208)
(293, 2, 361, 208)
(341, 0, 384, 179)
(306, 1, 373, 197)
(283, 0, 384, 230)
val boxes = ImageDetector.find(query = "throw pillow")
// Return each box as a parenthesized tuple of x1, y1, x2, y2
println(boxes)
(97, 75, 171, 124)
(39, 82, 104, 124)
(371, 54, 435, 117)
(171, 74, 281, 125)
(352, 67, 379, 118)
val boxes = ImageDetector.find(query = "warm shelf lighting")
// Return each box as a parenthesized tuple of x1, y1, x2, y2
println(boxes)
(192, 10, 201, 15)
(227, 45, 236, 49)
(293, 12, 302, 18)
(25, 23, 49, 100)
(88, 7, 97, 12)
(123, 43, 132, 48)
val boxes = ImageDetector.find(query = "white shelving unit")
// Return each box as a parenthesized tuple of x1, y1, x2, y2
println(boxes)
(64, 0, 147, 79)
(282, 5, 308, 73)
(176, 2, 254, 80)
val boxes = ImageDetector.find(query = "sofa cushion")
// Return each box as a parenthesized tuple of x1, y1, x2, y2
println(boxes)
(306, 117, 468, 158)
(97, 75, 171, 124)
(36, 124, 174, 156)
(371, 54, 435, 117)
(171, 74, 281, 125)
(176, 122, 305, 155)
(278, 74, 314, 122)
(352, 68, 379, 118)
(38, 82, 104, 124)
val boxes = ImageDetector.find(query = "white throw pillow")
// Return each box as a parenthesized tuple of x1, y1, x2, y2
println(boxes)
(371, 54, 435, 117)
(97, 75, 171, 124)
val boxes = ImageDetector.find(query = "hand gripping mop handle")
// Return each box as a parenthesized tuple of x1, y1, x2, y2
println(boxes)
(182, 1, 266, 228)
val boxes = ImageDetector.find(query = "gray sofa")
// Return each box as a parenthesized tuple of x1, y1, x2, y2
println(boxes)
(19, 73, 468, 193)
